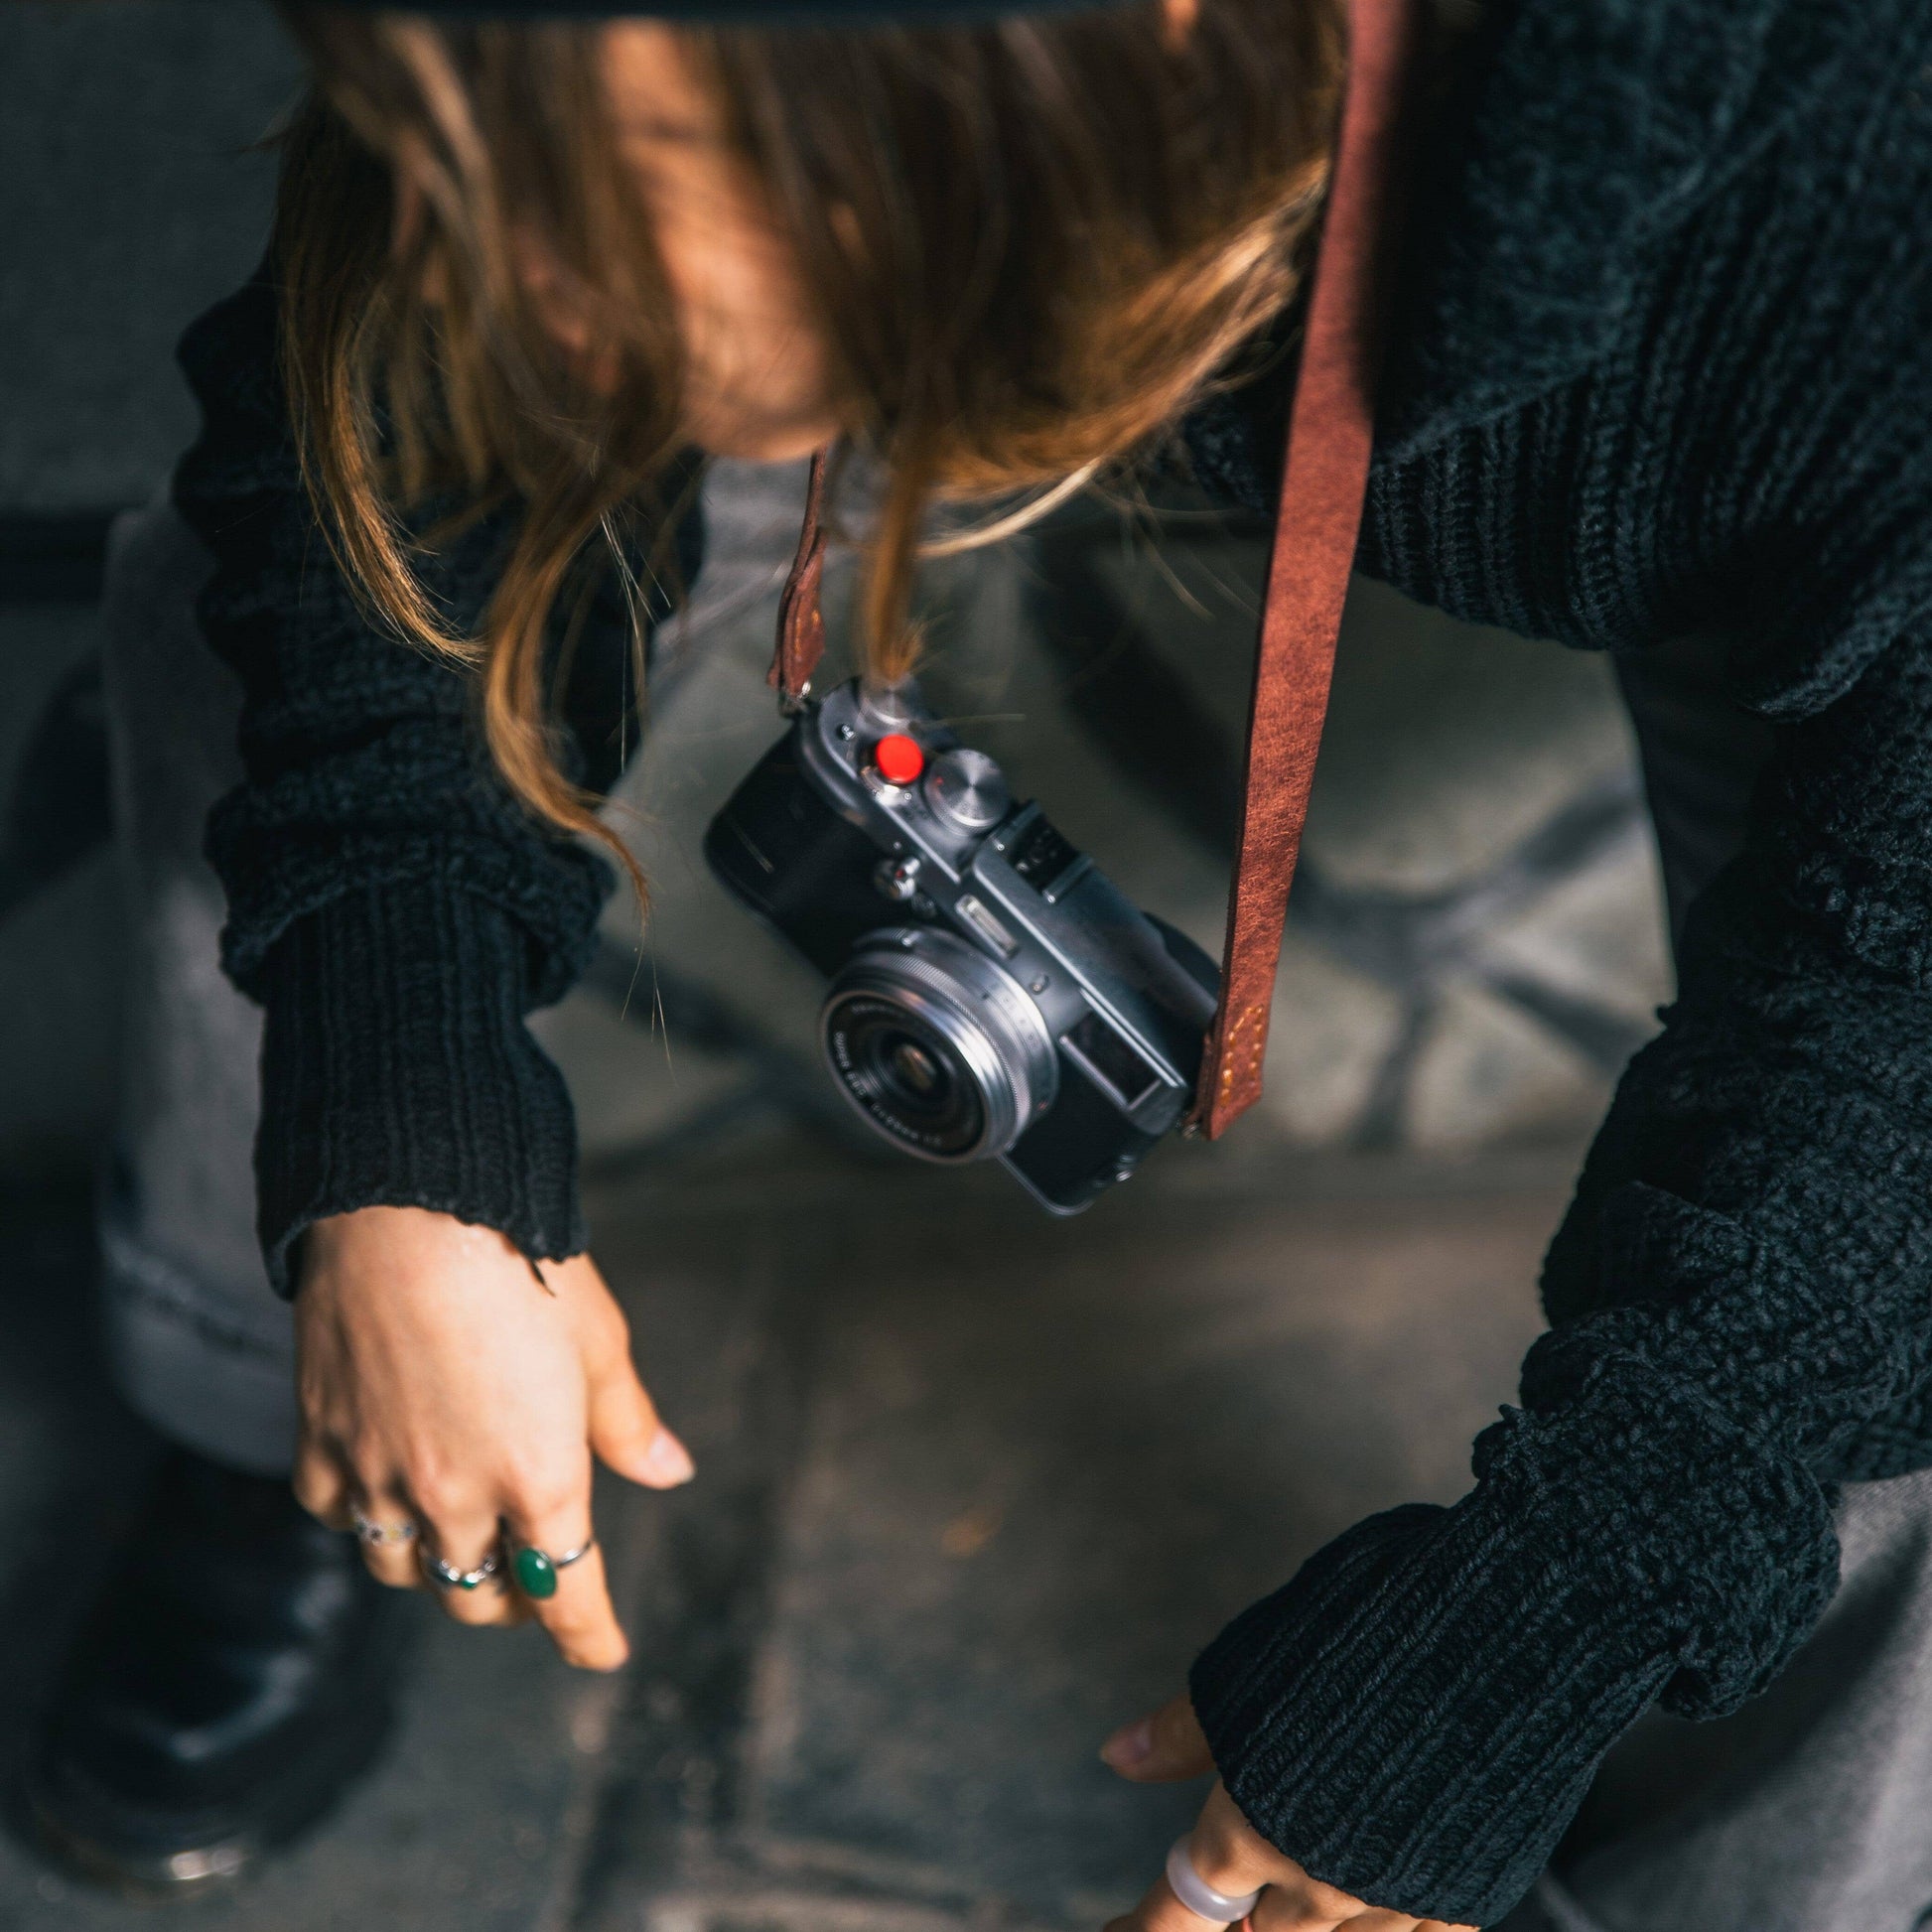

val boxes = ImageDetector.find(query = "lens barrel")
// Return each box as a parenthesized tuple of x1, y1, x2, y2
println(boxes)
(821, 930, 1058, 1162)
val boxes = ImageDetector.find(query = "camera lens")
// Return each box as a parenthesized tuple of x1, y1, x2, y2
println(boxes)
(832, 1002, 986, 1157)
(885, 1035, 941, 1098)
(821, 931, 1058, 1163)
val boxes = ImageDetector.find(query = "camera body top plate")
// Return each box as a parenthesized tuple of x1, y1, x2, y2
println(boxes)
(705, 675, 1218, 1212)
(794, 680, 1214, 1139)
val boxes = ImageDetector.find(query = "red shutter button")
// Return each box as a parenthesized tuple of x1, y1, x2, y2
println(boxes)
(874, 734, 925, 785)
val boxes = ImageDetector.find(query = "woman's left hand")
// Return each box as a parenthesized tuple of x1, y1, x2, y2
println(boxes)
(1100, 1696, 1477, 1932)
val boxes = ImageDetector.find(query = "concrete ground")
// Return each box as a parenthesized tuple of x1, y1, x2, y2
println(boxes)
(0, 1129, 1567, 1932)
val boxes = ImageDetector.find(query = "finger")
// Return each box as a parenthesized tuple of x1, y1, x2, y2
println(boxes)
(347, 1482, 429, 1590)
(1106, 1798, 1291, 1932)
(1186, 1786, 1294, 1899)
(1102, 1693, 1215, 1782)
(1104, 1872, 1215, 1932)
(1250, 1876, 1371, 1932)
(570, 1273, 693, 1492)
(292, 1435, 352, 1530)
(423, 1561, 518, 1623)
(1112, 1873, 1327, 1932)
(503, 1505, 628, 1671)
(1250, 1894, 1352, 1932)
(585, 1349, 694, 1491)
(1189, 1788, 1365, 1932)
(415, 1495, 519, 1627)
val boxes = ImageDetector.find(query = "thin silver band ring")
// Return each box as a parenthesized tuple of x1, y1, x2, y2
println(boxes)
(1166, 1839, 1264, 1925)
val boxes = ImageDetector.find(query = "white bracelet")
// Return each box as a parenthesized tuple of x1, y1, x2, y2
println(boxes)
(1166, 1837, 1265, 1924)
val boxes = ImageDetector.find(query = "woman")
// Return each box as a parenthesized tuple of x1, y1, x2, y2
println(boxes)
(34, 0, 1932, 1926)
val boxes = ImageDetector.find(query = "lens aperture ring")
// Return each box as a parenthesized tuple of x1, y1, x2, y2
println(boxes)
(821, 931, 1057, 1163)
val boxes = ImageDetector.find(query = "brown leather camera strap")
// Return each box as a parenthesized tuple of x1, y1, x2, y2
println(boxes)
(769, 0, 1422, 1138)
(1186, 0, 1422, 1136)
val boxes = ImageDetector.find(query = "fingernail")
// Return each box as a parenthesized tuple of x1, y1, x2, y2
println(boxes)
(640, 1428, 696, 1486)
(569, 1646, 628, 1674)
(1100, 1719, 1154, 1769)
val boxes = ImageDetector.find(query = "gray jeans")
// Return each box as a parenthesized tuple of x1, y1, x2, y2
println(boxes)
(1496, 1467, 1932, 1932)
(96, 501, 1932, 1932)
(98, 499, 294, 1475)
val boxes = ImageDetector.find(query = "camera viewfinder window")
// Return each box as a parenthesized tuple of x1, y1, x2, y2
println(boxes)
(1061, 1011, 1163, 1111)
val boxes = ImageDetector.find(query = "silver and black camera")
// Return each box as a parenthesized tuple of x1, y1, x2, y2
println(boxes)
(704, 676, 1218, 1211)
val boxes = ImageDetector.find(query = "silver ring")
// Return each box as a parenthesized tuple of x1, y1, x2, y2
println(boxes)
(353, 1513, 419, 1548)
(1166, 1839, 1264, 1924)
(421, 1549, 501, 1591)
(548, 1540, 595, 1570)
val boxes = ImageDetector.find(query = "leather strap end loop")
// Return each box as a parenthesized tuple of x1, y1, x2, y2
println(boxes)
(770, 445, 834, 714)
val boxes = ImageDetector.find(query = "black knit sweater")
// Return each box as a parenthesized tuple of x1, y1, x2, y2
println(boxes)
(174, 0, 1932, 1920)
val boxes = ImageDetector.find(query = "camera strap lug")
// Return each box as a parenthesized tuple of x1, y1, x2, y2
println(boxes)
(770, 445, 832, 715)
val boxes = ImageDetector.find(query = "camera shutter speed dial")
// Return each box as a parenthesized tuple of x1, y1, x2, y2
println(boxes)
(925, 748, 1011, 833)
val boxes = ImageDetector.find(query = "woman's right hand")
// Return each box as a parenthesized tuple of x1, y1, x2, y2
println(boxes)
(1103, 1701, 1477, 1932)
(291, 1205, 695, 1670)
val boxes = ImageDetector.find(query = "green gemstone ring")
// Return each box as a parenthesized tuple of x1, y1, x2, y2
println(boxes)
(512, 1539, 596, 1600)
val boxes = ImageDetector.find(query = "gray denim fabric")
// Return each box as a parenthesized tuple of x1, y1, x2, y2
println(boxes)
(1487, 641, 1932, 1932)
(1494, 1466, 1932, 1932)
(98, 499, 294, 1475)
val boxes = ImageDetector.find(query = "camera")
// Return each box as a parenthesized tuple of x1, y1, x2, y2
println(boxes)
(704, 676, 1219, 1212)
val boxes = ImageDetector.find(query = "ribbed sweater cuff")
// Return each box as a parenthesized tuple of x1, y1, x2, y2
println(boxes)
(254, 882, 587, 1298)
(1187, 1488, 1677, 1927)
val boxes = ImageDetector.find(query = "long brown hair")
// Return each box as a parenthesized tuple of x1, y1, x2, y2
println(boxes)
(272, 0, 1343, 882)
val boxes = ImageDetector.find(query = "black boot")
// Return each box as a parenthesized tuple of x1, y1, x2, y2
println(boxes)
(28, 1448, 411, 1895)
